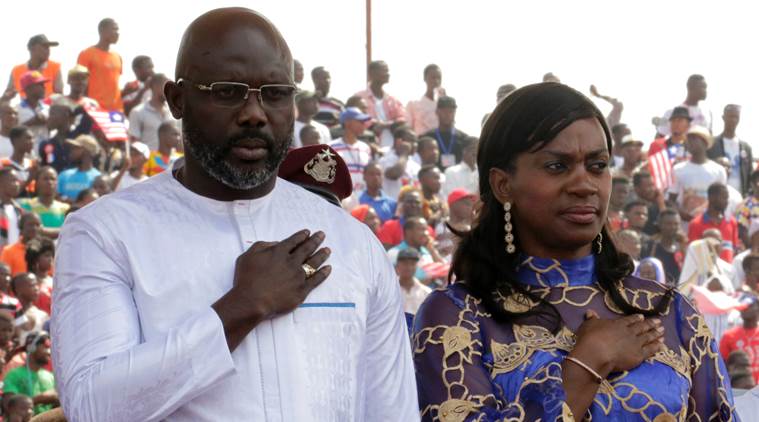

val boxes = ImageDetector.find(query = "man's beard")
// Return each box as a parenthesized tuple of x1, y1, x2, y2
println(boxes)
(182, 119, 291, 190)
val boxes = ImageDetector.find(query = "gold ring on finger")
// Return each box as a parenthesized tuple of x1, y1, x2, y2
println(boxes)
(302, 263, 317, 278)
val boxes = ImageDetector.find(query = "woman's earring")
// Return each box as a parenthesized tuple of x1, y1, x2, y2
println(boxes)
(595, 232, 603, 254)
(504, 202, 515, 254)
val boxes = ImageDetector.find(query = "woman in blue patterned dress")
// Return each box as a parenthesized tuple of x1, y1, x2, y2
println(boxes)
(412, 83, 737, 421)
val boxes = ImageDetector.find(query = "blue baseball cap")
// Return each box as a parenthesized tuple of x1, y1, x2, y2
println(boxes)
(340, 107, 371, 125)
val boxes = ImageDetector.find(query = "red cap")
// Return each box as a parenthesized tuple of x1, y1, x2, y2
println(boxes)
(351, 204, 370, 222)
(278, 145, 353, 202)
(20, 70, 48, 91)
(447, 188, 476, 207)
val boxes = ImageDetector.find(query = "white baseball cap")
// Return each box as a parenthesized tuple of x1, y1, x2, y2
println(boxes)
(130, 142, 150, 160)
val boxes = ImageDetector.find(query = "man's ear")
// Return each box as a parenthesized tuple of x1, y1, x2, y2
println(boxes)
(165, 81, 184, 120)
(489, 167, 512, 205)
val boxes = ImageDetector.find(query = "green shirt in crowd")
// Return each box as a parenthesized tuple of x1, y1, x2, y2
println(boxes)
(3, 365, 56, 414)
(19, 197, 70, 229)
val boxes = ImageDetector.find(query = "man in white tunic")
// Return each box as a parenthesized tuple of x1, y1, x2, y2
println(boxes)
(51, 8, 418, 422)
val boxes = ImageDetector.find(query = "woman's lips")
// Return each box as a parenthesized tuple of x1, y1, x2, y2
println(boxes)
(560, 206, 599, 224)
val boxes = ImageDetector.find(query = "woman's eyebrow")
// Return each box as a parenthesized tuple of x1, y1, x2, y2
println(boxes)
(538, 148, 609, 159)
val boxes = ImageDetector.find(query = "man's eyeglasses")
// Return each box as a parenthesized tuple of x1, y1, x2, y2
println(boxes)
(177, 79, 297, 109)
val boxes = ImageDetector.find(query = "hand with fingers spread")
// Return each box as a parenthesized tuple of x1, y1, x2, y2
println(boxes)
(571, 311, 665, 377)
(212, 229, 332, 351)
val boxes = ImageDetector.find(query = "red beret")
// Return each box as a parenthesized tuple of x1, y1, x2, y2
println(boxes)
(278, 145, 353, 201)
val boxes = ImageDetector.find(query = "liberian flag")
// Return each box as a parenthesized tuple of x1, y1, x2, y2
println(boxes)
(648, 148, 673, 192)
(85, 106, 129, 142)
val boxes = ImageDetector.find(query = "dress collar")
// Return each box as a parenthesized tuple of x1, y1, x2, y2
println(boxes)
(516, 255, 596, 288)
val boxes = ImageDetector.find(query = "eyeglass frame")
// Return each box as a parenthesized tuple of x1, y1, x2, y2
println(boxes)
(176, 78, 298, 109)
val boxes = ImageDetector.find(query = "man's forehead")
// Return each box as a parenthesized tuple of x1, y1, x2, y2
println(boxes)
(177, 9, 291, 82)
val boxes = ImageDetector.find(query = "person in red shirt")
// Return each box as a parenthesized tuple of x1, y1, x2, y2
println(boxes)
(688, 182, 739, 262)
(720, 295, 759, 383)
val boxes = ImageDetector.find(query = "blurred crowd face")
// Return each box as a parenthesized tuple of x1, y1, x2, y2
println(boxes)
(658, 213, 680, 239)
(369, 61, 390, 85)
(626, 204, 648, 230)
(36, 168, 57, 198)
(406, 219, 430, 248)
(424, 67, 442, 92)
(638, 261, 657, 281)
(450, 197, 475, 222)
(15, 274, 39, 304)
(610, 181, 630, 209)
(68, 72, 89, 96)
(0, 316, 13, 347)
(363, 208, 381, 234)
(634, 175, 657, 202)
(420, 168, 442, 194)
(29, 43, 50, 63)
(134, 58, 155, 81)
(417, 139, 439, 165)
(670, 117, 690, 138)
(436, 107, 455, 128)
(312, 68, 331, 97)
(395, 258, 418, 281)
(0, 170, 21, 199)
(401, 191, 424, 218)
(0, 104, 18, 131)
(363, 164, 383, 192)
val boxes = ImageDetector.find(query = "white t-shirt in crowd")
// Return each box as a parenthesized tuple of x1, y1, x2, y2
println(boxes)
(668, 160, 727, 205)
(722, 137, 743, 191)
(0, 135, 12, 158)
(293, 119, 332, 148)
(128, 102, 176, 151)
(111, 171, 149, 191)
(443, 162, 478, 200)
(378, 148, 421, 201)
(401, 279, 432, 315)
(328, 138, 372, 194)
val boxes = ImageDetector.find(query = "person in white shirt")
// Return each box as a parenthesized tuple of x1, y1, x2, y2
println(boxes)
(707, 104, 754, 197)
(656, 74, 712, 136)
(405, 64, 443, 136)
(127, 73, 176, 151)
(379, 126, 420, 201)
(395, 248, 431, 315)
(668, 126, 727, 223)
(52, 8, 418, 422)
(16, 72, 49, 144)
(111, 141, 150, 191)
(329, 107, 373, 204)
(0, 103, 18, 158)
(442, 136, 478, 200)
(292, 90, 331, 148)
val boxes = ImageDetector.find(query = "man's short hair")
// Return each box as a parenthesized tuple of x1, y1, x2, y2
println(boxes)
(25, 237, 55, 272)
(403, 216, 426, 232)
(612, 176, 631, 186)
(632, 170, 651, 187)
(707, 182, 728, 196)
(8, 126, 29, 142)
(724, 104, 742, 114)
(18, 213, 39, 231)
(658, 208, 679, 220)
(417, 164, 438, 180)
(98, 18, 116, 32)
(417, 136, 437, 151)
(460, 136, 479, 150)
(423, 64, 440, 79)
(392, 125, 416, 141)
(158, 121, 177, 136)
(299, 124, 318, 137)
(687, 74, 705, 87)
(10, 273, 31, 296)
(611, 123, 628, 136)
(743, 255, 759, 273)
(363, 161, 382, 174)
(131, 55, 152, 70)
(368, 60, 386, 74)
(624, 200, 648, 213)
(311, 66, 326, 80)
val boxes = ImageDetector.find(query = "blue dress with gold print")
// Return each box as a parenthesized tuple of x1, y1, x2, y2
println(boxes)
(412, 255, 738, 421)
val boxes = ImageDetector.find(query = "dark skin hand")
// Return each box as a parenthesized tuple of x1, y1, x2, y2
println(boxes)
(212, 230, 332, 351)
(562, 311, 664, 418)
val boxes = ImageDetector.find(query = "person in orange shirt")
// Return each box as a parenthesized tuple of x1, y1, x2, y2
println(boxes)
(0, 213, 42, 276)
(3, 34, 63, 102)
(76, 18, 123, 112)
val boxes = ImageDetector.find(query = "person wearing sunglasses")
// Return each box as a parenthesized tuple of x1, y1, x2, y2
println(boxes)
(52, 7, 418, 422)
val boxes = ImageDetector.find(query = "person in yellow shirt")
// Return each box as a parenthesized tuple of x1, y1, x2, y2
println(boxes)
(76, 19, 123, 112)
(144, 122, 182, 177)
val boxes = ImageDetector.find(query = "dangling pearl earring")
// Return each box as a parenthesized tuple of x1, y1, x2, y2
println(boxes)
(595, 232, 603, 254)
(504, 202, 515, 254)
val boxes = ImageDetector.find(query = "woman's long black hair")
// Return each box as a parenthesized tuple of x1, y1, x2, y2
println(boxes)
(451, 83, 672, 330)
